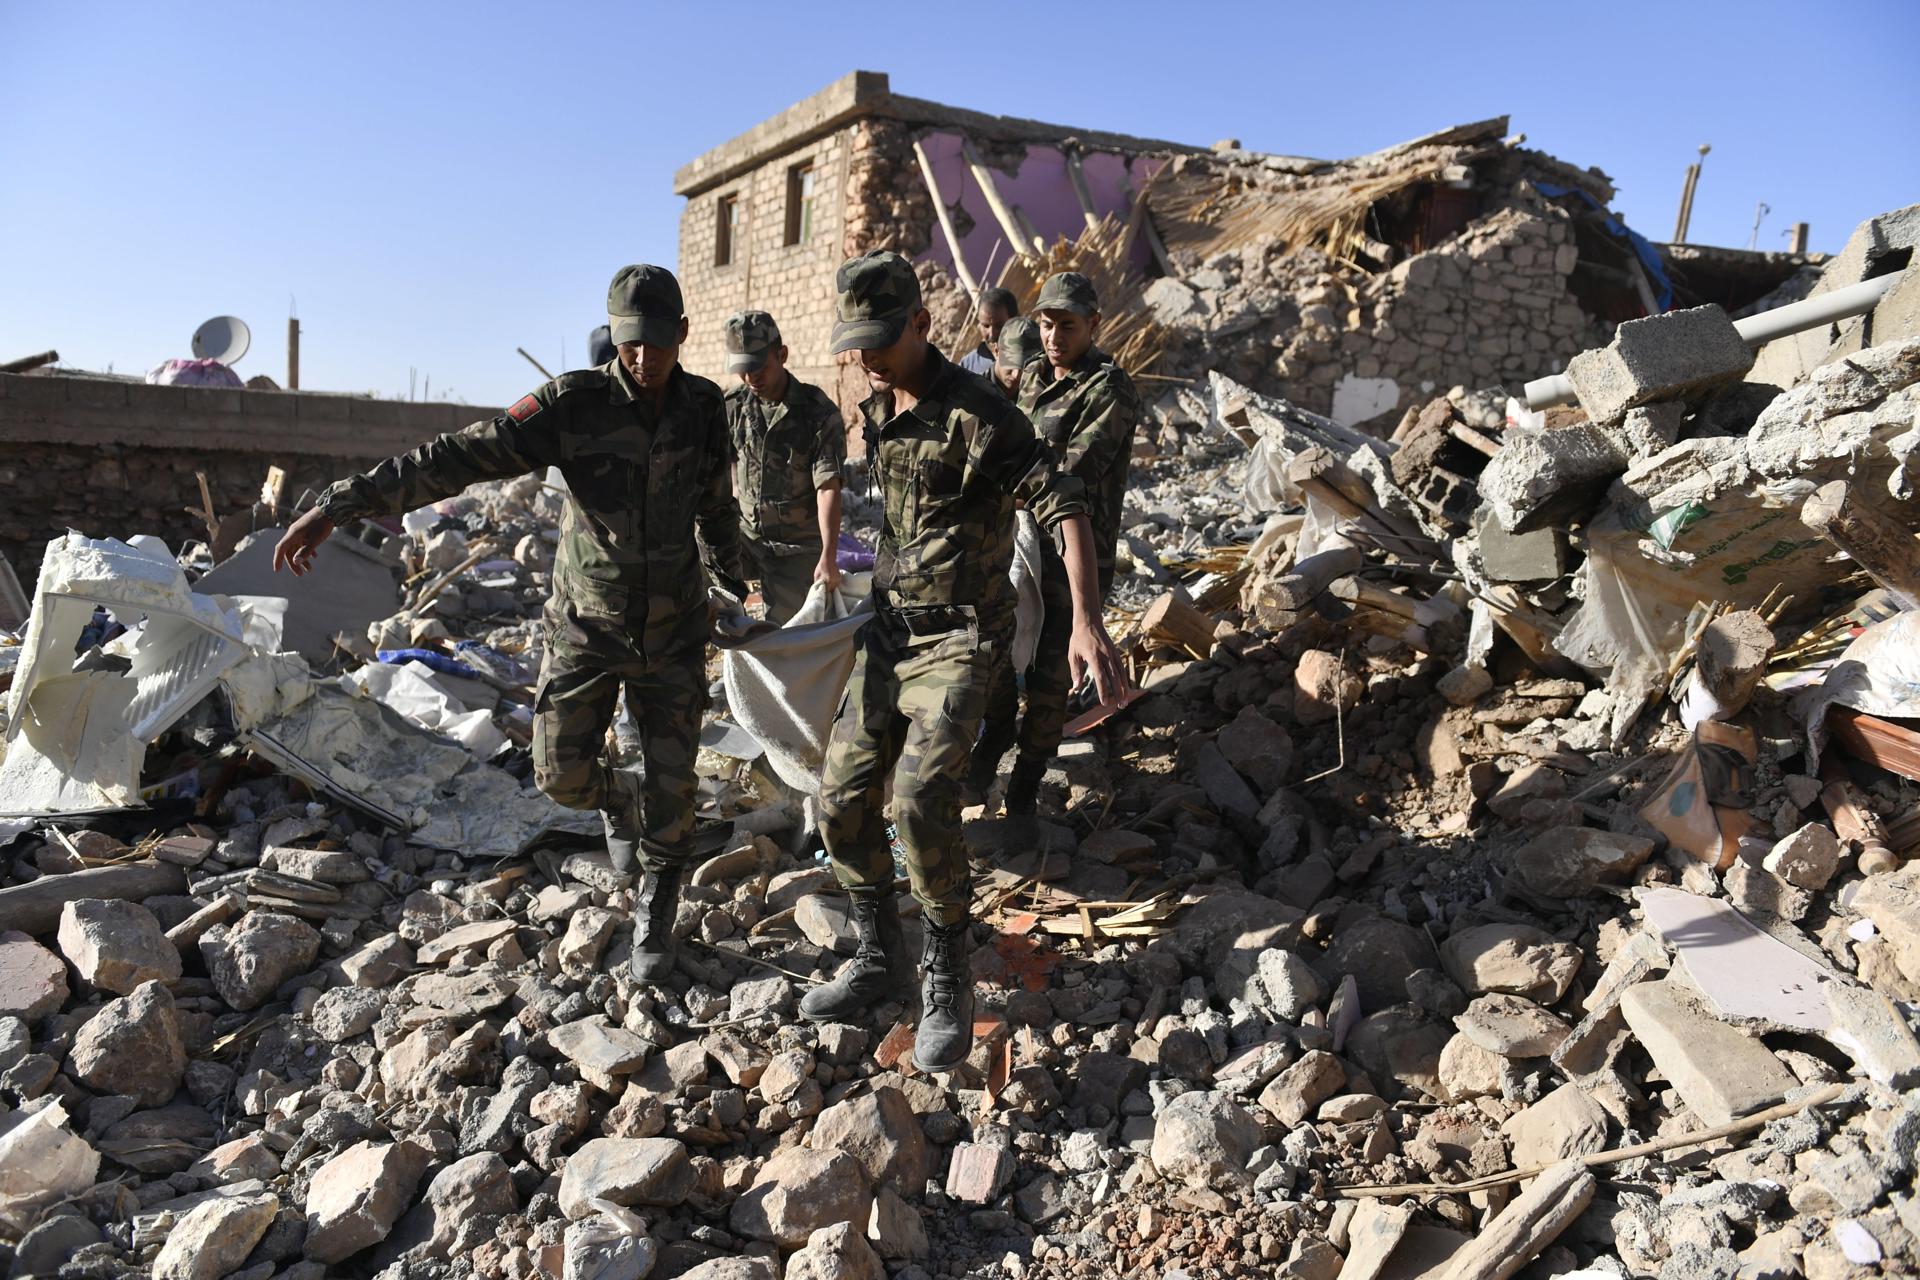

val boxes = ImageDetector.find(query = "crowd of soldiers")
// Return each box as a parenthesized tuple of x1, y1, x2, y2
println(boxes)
(270, 251, 1140, 1073)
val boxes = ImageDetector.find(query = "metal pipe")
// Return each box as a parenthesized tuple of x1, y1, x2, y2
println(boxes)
(1523, 270, 1905, 409)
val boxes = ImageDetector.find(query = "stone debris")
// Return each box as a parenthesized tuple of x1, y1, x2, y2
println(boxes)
(0, 111, 1917, 1280)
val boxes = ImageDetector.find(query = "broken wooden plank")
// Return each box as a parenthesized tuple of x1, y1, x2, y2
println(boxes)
(1139, 592, 1216, 659)
(1828, 706, 1920, 787)
(0, 861, 188, 935)
(1800, 480, 1920, 610)
(1435, 1160, 1594, 1280)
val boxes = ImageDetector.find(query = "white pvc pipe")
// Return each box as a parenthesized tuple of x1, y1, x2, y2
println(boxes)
(1523, 271, 1905, 409)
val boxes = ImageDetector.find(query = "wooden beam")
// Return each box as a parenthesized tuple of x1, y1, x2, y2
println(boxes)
(1064, 149, 1101, 232)
(1829, 707, 1920, 786)
(911, 138, 980, 298)
(1800, 480, 1920, 610)
(1122, 177, 1175, 277)
(961, 137, 1042, 258)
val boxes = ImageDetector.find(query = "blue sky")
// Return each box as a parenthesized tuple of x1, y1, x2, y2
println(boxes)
(4, 1, 1915, 408)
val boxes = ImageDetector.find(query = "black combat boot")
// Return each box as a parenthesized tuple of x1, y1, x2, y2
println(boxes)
(962, 727, 1012, 808)
(912, 917, 976, 1072)
(1003, 757, 1046, 817)
(799, 893, 907, 1023)
(602, 771, 644, 876)
(629, 866, 682, 983)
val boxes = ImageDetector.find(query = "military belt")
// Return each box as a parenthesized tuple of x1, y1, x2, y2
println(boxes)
(875, 593, 975, 638)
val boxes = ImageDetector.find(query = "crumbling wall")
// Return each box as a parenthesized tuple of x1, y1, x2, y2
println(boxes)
(0, 373, 489, 580)
(1150, 201, 1612, 430)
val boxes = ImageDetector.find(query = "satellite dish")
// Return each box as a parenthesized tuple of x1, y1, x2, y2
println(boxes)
(191, 315, 251, 365)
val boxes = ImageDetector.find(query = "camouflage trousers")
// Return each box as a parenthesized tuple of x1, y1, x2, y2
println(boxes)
(819, 609, 1006, 926)
(976, 541, 1076, 777)
(744, 535, 822, 627)
(532, 626, 708, 874)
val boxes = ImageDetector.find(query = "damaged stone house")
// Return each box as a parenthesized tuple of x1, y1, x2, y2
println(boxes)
(673, 70, 1818, 439)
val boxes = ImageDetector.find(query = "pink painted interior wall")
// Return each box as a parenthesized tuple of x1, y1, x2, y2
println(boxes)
(914, 130, 1165, 289)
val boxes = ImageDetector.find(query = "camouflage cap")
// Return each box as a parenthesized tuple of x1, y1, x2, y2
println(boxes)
(995, 316, 1044, 371)
(608, 264, 684, 347)
(724, 310, 783, 374)
(1034, 271, 1099, 316)
(830, 251, 923, 354)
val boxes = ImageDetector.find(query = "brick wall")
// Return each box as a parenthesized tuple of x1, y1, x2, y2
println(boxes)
(0, 372, 496, 581)
(678, 125, 855, 407)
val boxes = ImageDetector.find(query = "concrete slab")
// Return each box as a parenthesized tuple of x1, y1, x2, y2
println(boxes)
(1619, 979, 1796, 1125)
(1640, 887, 1835, 1033)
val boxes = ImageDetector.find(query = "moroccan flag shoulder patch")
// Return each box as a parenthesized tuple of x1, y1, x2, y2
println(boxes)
(507, 394, 542, 423)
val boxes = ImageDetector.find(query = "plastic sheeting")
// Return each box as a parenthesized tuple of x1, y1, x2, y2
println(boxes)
(346, 659, 508, 758)
(144, 358, 243, 388)
(0, 533, 247, 815)
(237, 673, 597, 857)
(1801, 610, 1920, 770)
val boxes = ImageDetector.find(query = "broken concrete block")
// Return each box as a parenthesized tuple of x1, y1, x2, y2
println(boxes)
(1619, 980, 1796, 1125)
(1474, 507, 1570, 583)
(1607, 401, 1686, 459)
(1478, 422, 1628, 533)
(1454, 994, 1571, 1058)
(1824, 982, 1920, 1088)
(1566, 303, 1755, 425)
(57, 898, 182, 994)
(1853, 861, 1920, 986)
(806, 1086, 926, 1189)
(1338, 1200, 1411, 1280)
(1725, 859, 1812, 923)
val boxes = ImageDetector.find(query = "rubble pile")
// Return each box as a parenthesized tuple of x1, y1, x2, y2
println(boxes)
(1, 204, 1919, 1280)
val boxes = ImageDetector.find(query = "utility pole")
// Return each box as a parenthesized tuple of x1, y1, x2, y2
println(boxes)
(287, 317, 300, 390)
(1672, 144, 1710, 244)
(1748, 201, 1771, 251)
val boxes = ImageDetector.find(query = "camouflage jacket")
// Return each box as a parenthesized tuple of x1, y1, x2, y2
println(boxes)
(1018, 347, 1141, 596)
(861, 351, 1087, 621)
(318, 360, 743, 662)
(723, 377, 845, 549)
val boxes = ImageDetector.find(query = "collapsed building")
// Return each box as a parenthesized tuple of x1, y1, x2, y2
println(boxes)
(4, 68, 1920, 1280)
(672, 71, 1814, 438)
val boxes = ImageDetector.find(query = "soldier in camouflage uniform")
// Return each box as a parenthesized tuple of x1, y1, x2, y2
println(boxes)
(797, 251, 1130, 1072)
(990, 316, 1043, 400)
(967, 272, 1142, 815)
(721, 310, 847, 625)
(272, 265, 744, 984)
